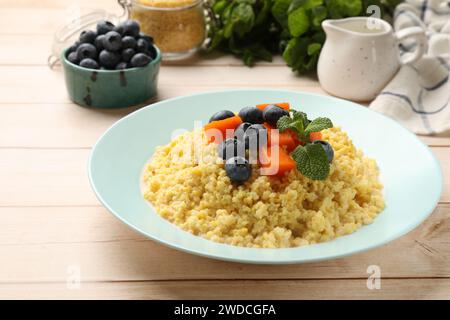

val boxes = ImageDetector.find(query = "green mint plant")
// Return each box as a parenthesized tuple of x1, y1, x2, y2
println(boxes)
(206, 0, 401, 72)
(277, 110, 333, 180)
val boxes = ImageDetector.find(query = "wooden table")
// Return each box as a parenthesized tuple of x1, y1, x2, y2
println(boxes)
(1, 0, 449, 300)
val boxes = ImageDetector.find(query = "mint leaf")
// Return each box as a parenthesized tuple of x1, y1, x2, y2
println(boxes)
(288, 0, 306, 13)
(255, 0, 272, 26)
(276, 115, 295, 132)
(292, 110, 309, 127)
(222, 2, 236, 24)
(232, 3, 255, 38)
(291, 118, 304, 134)
(307, 43, 321, 56)
(327, 0, 362, 19)
(277, 112, 307, 137)
(289, 0, 323, 12)
(305, 117, 333, 134)
(288, 7, 310, 37)
(282, 37, 313, 72)
(213, 0, 228, 15)
(291, 144, 330, 180)
(282, 37, 304, 68)
(208, 29, 225, 52)
(271, 0, 292, 28)
(311, 5, 327, 27)
(290, 110, 309, 141)
(340, 0, 362, 16)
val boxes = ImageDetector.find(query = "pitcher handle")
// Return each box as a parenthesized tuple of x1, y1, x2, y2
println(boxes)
(396, 26, 427, 65)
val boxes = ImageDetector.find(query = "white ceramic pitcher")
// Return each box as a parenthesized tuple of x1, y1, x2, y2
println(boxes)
(318, 17, 427, 101)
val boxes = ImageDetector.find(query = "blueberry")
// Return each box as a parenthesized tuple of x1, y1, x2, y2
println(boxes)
(313, 140, 334, 163)
(98, 50, 120, 69)
(67, 51, 79, 64)
(96, 20, 115, 35)
(209, 110, 235, 123)
(121, 20, 140, 37)
(218, 138, 245, 160)
(234, 122, 252, 141)
(103, 31, 122, 51)
(94, 34, 106, 51)
(130, 53, 152, 67)
(139, 33, 154, 45)
(121, 36, 136, 49)
(79, 30, 97, 44)
(136, 38, 149, 52)
(225, 157, 252, 183)
(79, 58, 99, 69)
(121, 48, 135, 63)
(76, 43, 97, 60)
(238, 106, 264, 124)
(114, 24, 124, 35)
(146, 45, 157, 59)
(263, 105, 289, 127)
(243, 124, 267, 149)
(115, 62, 128, 70)
(67, 41, 79, 54)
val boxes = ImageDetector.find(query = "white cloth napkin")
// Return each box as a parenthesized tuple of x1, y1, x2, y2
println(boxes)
(370, 0, 450, 135)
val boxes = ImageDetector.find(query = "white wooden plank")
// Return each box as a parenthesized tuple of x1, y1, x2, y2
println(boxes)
(1, 279, 449, 299)
(0, 204, 448, 282)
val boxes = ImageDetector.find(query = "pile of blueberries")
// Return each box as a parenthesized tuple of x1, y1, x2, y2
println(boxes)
(211, 105, 289, 183)
(66, 20, 156, 70)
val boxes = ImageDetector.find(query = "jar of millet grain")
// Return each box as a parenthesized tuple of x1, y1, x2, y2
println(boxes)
(126, 0, 207, 60)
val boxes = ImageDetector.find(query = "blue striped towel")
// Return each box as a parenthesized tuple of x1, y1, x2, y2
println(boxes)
(370, 0, 450, 135)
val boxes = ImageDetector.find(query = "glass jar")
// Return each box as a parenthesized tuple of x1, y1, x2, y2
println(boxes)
(128, 0, 206, 60)
(48, 8, 124, 68)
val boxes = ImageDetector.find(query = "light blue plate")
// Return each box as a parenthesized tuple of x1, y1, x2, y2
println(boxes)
(88, 89, 442, 264)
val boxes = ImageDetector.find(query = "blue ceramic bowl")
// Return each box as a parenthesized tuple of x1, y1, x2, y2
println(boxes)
(61, 46, 161, 108)
(88, 89, 442, 264)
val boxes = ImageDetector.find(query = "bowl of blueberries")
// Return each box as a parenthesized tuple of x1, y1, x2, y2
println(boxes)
(61, 19, 161, 108)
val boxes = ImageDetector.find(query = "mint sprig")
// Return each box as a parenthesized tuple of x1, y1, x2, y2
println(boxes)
(292, 110, 309, 127)
(291, 144, 330, 181)
(276, 108, 333, 180)
(305, 117, 333, 135)
(277, 111, 308, 132)
(276, 110, 333, 144)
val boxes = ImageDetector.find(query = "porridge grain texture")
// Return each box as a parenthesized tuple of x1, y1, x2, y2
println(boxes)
(132, 0, 206, 53)
(142, 127, 384, 248)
